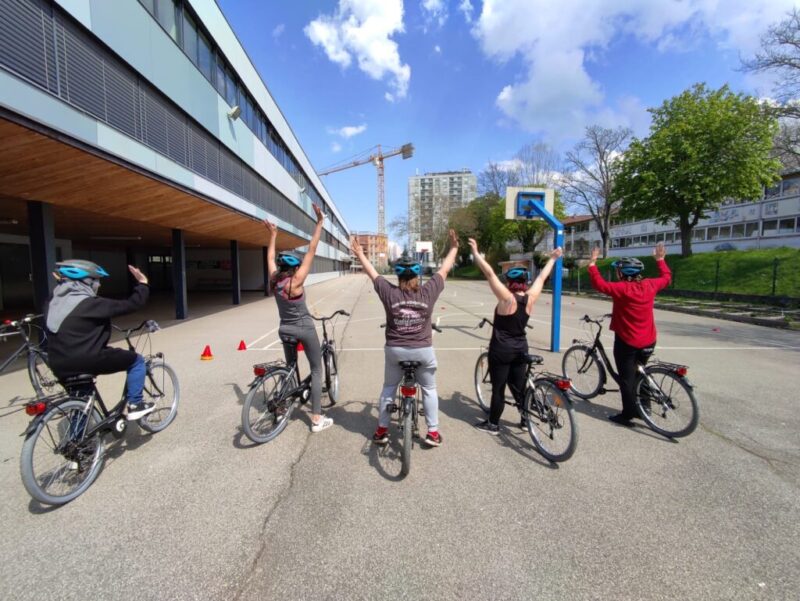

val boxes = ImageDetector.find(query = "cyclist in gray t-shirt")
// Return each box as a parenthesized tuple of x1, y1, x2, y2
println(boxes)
(351, 230, 459, 447)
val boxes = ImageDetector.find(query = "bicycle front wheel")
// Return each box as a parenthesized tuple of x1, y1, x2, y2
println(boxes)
(525, 380, 578, 463)
(323, 345, 339, 407)
(636, 367, 699, 438)
(28, 350, 63, 398)
(400, 397, 413, 477)
(561, 345, 605, 399)
(242, 367, 298, 444)
(20, 399, 105, 505)
(474, 352, 491, 413)
(138, 362, 180, 433)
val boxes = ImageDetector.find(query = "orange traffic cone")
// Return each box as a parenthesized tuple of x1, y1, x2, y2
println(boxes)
(297, 342, 305, 352)
(237, 340, 247, 351)
(200, 345, 214, 360)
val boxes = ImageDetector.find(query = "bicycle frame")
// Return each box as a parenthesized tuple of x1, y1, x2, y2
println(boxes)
(0, 338, 29, 373)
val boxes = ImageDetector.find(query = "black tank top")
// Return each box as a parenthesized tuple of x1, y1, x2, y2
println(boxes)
(490, 294, 530, 352)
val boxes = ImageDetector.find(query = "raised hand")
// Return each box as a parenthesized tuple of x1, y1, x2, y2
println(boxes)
(350, 237, 364, 257)
(313, 204, 324, 224)
(128, 265, 149, 285)
(263, 220, 277, 236)
(654, 242, 666, 260)
(448, 229, 458, 249)
(550, 247, 563, 260)
(590, 246, 601, 263)
(468, 238, 479, 254)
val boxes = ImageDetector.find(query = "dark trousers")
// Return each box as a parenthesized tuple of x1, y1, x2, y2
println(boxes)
(488, 347, 528, 425)
(613, 336, 655, 418)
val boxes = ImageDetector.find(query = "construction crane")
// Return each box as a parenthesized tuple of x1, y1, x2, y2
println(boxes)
(318, 143, 414, 235)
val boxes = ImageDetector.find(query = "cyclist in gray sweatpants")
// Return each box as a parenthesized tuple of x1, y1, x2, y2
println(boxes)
(378, 346, 438, 430)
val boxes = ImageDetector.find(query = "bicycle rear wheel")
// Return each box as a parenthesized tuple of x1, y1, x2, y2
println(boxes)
(474, 352, 491, 413)
(20, 399, 105, 505)
(138, 361, 180, 433)
(28, 350, 63, 398)
(323, 345, 338, 407)
(525, 380, 578, 462)
(636, 367, 699, 438)
(400, 397, 413, 477)
(242, 367, 298, 444)
(561, 345, 605, 400)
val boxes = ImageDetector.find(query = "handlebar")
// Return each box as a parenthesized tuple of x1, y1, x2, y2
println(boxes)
(112, 319, 160, 338)
(312, 310, 350, 322)
(380, 322, 443, 333)
(581, 314, 612, 325)
(476, 318, 532, 330)
(2, 314, 41, 328)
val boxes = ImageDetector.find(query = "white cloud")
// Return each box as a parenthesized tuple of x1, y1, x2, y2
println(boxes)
(434, 44, 441, 53)
(421, 0, 448, 28)
(458, 0, 474, 24)
(305, 0, 411, 100)
(331, 141, 343, 153)
(473, 0, 797, 138)
(327, 123, 368, 138)
(272, 23, 285, 39)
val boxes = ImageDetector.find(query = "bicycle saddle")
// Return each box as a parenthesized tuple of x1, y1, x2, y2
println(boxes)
(399, 361, 421, 368)
(60, 374, 96, 385)
(524, 354, 544, 365)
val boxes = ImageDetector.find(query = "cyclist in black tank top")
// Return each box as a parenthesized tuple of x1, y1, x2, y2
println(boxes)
(468, 238, 563, 434)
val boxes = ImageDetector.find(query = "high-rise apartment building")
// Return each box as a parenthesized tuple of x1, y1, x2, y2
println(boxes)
(408, 169, 477, 252)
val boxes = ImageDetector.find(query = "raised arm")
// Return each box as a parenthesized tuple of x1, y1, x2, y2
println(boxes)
(436, 229, 459, 281)
(468, 238, 513, 305)
(652, 242, 672, 291)
(293, 204, 325, 285)
(263, 220, 278, 279)
(350, 237, 379, 282)
(587, 245, 616, 296)
(527, 247, 563, 301)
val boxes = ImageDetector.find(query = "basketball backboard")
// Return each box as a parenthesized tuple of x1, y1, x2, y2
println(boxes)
(505, 187, 555, 221)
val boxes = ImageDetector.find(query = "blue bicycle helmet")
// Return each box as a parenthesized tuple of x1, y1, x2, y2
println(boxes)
(611, 257, 644, 277)
(503, 267, 530, 282)
(55, 260, 109, 280)
(277, 252, 302, 270)
(393, 254, 421, 279)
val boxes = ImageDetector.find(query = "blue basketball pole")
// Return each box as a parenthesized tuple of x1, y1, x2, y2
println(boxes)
(517, 192, 564, 352)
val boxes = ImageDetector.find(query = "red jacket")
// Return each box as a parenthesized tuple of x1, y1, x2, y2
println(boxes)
(588, 260, 671, 348)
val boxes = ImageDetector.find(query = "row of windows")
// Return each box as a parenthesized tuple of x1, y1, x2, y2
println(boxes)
(611, 218, 800, 247)
(137, 0, 347, 240)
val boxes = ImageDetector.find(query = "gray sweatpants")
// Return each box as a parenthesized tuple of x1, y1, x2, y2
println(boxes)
(279, 322, 322, 415)
(378, 346, 439, 430)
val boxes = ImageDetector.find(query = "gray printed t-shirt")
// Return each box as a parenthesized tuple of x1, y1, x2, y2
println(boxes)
(374, 274, 445, 348)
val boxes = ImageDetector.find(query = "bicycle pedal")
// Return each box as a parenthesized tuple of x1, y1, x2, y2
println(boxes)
(387, 403, 398, 413)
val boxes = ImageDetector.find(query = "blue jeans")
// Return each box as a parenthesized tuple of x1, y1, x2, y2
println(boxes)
(125, 354, 146, 406)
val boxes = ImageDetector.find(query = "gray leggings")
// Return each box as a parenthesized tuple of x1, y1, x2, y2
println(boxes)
(280, 322, 322, 415)
(378, 346, 439, 430)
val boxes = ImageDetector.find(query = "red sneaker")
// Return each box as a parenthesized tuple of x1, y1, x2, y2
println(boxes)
(425, 431, 442, 447)
(372, 427, 389, 445)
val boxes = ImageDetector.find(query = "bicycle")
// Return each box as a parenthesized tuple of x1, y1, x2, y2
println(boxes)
(473, 318, 577, 463)
(19, 320, 179, 505)
(241, 310, 349, 444)
(378, 322, 444, 477)
(561, 314, 699, 438)
(0, 314, 62, 398)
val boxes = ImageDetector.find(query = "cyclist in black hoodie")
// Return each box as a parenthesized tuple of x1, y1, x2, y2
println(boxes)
(45, 259, 154, 420)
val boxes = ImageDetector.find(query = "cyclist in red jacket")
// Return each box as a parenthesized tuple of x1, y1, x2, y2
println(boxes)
(587, 242, 671, 425)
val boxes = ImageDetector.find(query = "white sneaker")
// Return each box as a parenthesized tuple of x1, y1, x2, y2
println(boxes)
(311, 416, 333, 433)
(127, 401, 156, 421)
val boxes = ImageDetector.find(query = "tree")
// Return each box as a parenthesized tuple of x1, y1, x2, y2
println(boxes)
(478, 142, 560, 197)
(387, 213, 409, 247)
(613, 84, 781, 257)
(741, 8, 800, 164)
(560, 125, 632, 258)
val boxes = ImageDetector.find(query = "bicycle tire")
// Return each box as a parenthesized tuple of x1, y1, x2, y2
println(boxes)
(561, 345, 605, 400)
(323, 345, 338, 407)
(27, 350, 62, 398)
(474, 352, 491, 413)
(138, 362, 180, 433)
(635, 367, 699, 438)
(525, 380, 578, 463)
(20, 399, 105, 505)
(400, 397, 413, 477)
(241, 366, 298, 444)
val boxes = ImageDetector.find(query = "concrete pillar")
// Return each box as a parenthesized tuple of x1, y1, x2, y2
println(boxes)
(230, 240, 240, 305)
(27, 201, 56, 314)
(262, 246, 270, 297)
(172, 229, 187, 319)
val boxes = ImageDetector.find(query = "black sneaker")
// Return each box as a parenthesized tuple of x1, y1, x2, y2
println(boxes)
(475, 420, 500, 435)
(608, 413, 634, 427)
(127, 401, 156, 421)
(518, 418, 528, 430)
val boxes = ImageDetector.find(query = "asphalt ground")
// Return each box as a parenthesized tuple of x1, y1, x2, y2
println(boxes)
(0, 275, 798, 601)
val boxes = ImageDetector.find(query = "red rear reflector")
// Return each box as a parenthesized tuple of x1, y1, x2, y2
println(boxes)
(253, 366, 267, 377)
(25, 402, 47, 416)
(296, 342, 305, 352)
(675, 367, 688, 376)
(556, 379, 572, 391)
(400, 386, 417, 397)
(2, 319, 11, 325)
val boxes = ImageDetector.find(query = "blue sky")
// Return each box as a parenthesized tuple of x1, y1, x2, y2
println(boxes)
(217, 0, 796, 239)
